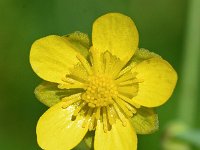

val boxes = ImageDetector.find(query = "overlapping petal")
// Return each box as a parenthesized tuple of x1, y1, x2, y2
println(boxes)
(36, 102, 88, 150)
(30, 35, 81, 83)
(94, 120, 137, 150)
(92, 13, 139, 64)
(132, 57, 177, 107)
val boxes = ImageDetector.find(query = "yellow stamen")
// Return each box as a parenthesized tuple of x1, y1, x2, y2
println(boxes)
(113, 103, 127, 126)
(68, 64, 89, 82)
(118, 86, 138, 98)
(118, 64, 134, 78)
(122, 101, 137, 114)
(103, 52, 125, 78)
(118, 94, 140, 108)
(102, 107, 108, 132)
(82, 108, 93, 128)
(62, 76, 85, 84)
(62, 93, 82, 101)
(82, 75, 117, 107)
(62, 77, 74, 84)
(131, 102, 141, 109)
(58, 50, 141, 130)
(115, 71, 137, 83)
(104, 52, 111, 74)
(110, 63, 125, 79)
(62, 93, 82, 108)
(73, 101, 87, 116)
(95, 107, 101, 120)
(88, 108, 97, 131)
(106, 105, 116, 125)
(118, 80, 136, 86)
(58, 83, 86, 89)
(90, 48, 102, 74)
(76, 53, 93, 75)
(113, 97, 133, 117)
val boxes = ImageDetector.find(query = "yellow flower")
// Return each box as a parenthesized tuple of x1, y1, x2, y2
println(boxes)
(30, 13, 177, 150)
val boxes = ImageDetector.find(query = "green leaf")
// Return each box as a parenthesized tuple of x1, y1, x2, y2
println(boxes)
(130, 107, 159, 134)
(34, 81, 79, 107)
(63, 31, 90, 58)
(73, 131, 94, 150)
(73, 140, 90, 150)
(84, 131, 94, 149)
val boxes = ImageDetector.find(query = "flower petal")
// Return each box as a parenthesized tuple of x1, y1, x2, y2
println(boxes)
(92, 13, 139, 63)
(132, 57, 177, 107)
(36, 102, 88, 150)
(130, 107, 159, 134)
(94, 120, 137, 150)
(34, 81, 79, 107)
(30, 35, 80, 83)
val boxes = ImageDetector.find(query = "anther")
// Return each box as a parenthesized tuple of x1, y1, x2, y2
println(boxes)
(82, 75, 117, 107)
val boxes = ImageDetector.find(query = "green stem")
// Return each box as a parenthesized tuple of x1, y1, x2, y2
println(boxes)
(178, 0, 200, 127)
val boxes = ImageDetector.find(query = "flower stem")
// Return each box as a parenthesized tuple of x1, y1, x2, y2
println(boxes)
(178, 0, 200, 127)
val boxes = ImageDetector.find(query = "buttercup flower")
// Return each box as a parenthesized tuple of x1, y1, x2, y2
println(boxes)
(30, 13, 177, 150)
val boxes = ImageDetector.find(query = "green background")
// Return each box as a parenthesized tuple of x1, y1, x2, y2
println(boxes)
(0, 0, 199, 149)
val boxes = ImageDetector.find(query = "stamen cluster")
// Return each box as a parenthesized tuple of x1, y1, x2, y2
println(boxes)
(59, 51, 142, 132)
(82, 75, 117, 107)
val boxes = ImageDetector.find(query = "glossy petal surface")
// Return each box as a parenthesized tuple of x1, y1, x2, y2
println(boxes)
(36, 102, 88, 150)
(92, 13, 139, 63)
(132, 57, 177, 107)
(30, 35, 80, 83)
(94, 120, 137, 150)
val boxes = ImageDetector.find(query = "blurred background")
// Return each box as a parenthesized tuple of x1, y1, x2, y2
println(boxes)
(0, 0, 199, 149)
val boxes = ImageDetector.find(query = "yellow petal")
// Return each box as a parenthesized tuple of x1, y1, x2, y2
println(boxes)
(92, 13, 139, 63)
(94, 120, 137, 150)
(36, 102, 88, 150)
(132, 57, 177, 107)
(30, 35, 80, 83)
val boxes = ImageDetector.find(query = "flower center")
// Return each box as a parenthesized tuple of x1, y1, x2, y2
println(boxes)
(60, 51, 142, 132)
(82, 75, 117, 107)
